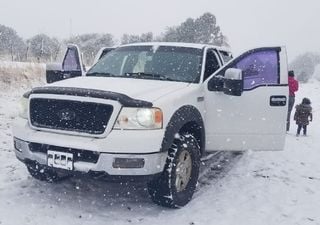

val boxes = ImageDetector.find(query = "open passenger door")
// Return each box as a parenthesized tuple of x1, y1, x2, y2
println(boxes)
(204, 47, 288, 152)
(46, 44, 85, 83)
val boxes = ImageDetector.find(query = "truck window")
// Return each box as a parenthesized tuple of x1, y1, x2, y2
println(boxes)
(235, 50, 279, 90)
(62, 48, 81, 72)
(219, 51, 233, 63)
(98, 48, 115, 60)
(231, 50, 280, 90)
(204, 50, 220, 81)
(87, 46, 203, 83)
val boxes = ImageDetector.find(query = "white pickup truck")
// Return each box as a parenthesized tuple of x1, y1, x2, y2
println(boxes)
(13, 42, 288, 208)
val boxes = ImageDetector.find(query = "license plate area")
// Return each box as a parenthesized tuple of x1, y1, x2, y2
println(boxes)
(47, 150, 73, 170)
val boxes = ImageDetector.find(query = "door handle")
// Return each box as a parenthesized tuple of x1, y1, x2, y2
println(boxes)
(197, 96, 205, 102)
(270, 95, 287, 106)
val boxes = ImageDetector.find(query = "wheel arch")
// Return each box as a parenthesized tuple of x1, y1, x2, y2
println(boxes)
(160, 105, 205, 156)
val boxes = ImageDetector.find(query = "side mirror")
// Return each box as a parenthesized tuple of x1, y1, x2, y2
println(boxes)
(208, 75, 224, 91)
(223, 68, 243, 96)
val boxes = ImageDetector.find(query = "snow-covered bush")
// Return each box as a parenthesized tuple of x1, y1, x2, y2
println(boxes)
(313, 64, 320, 82)
(289, 52, 320, 83)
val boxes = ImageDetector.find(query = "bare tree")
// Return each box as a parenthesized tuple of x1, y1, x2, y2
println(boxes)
(28, 34, 61, 62)
(0, 24, 26, 61)
(121, 32, 153, 44)
(66, 33, 115, 65)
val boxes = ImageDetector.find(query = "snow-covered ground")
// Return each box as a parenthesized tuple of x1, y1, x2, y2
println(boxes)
(0, 71, 320, 224)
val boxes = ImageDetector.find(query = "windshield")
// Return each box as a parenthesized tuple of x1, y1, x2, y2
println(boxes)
(87, 45, 203, 83)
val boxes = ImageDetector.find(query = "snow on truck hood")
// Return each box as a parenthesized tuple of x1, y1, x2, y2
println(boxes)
(46, 76, 189, 103)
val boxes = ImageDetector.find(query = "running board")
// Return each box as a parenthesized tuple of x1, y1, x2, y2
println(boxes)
(200, 151, 221, 162)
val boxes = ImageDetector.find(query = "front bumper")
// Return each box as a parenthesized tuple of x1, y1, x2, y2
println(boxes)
(13, 111, 168, 176)
(14, 137, 167, 176)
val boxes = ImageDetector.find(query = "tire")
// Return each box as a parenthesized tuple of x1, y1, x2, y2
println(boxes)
(147, 134, 201, 208)
(26, 162, 61, 182)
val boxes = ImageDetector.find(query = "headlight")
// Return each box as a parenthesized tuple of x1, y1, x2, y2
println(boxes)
(114, 107, 163, 130)
(18, 96, 29, 119)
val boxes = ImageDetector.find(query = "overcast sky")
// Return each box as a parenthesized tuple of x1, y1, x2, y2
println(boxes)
(1, 0, 319, 60)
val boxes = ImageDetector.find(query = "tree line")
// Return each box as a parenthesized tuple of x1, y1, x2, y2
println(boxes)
(0, 12, 228, 65)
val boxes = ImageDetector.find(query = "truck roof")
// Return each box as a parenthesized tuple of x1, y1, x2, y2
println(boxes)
(120, 42, 231, 53)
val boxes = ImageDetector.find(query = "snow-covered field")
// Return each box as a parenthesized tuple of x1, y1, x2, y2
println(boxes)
(0, 61, 45, 91)
(0, 67, 320, 225)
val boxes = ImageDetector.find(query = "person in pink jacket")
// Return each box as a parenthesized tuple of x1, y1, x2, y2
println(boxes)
(287, 70, 299, 131)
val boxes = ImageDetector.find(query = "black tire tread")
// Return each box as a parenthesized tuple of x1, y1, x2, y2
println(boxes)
(148, 134, 201, 208)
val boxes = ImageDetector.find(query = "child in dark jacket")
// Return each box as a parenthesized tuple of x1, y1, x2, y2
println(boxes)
(294, 98, 313, 136)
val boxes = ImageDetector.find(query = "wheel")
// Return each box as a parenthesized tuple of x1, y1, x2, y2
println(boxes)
(147, 134, 201, 208)
(26, 162, 61, 182)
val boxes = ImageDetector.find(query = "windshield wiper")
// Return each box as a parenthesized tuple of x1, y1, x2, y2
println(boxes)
(124, 72, 175, 81)
(86, 72, 117, 77)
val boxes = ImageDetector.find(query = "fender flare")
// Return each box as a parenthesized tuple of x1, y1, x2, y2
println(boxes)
(160, 105, 205, 155)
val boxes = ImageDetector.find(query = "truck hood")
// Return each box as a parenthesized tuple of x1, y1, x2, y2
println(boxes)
(46, 76, 189, 102)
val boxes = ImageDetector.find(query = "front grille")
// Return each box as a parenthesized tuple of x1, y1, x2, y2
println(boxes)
(29, 143, 100, 163)
(30, 98, 113, 135)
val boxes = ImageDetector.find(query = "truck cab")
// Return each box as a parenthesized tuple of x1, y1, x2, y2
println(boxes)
(13, 42, 288, 208)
